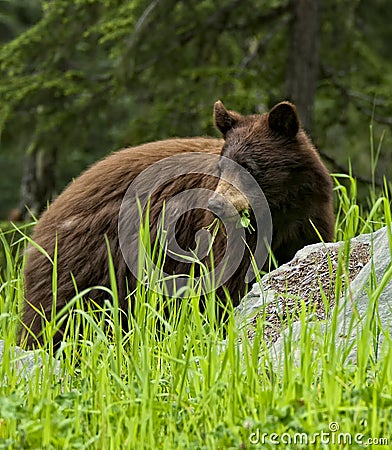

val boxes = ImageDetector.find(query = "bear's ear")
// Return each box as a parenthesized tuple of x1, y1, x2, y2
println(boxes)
(268, 101, 299, 138)
(214, 100, 241, 137)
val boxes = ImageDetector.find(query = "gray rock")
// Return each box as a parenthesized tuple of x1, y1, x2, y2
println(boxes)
(334, 227, 392, 361)
(0, 340, 60, 378)
(237, 226, 392, 366)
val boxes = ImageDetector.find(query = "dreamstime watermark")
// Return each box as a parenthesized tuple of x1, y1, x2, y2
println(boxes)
(248, 422, 389, 446)
(118, 152, 272, 297)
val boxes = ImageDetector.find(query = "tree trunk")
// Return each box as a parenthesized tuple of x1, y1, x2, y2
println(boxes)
(285, 0, 323, 133)
(20, 142, 57, 220)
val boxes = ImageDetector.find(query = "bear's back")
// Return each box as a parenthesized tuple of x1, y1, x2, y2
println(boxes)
(22, 138, 223, 347)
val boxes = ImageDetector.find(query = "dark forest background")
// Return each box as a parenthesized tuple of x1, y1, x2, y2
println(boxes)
(0, 0, 391, 220)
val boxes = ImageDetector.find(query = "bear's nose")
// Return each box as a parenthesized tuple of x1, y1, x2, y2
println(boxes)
(208, 197, 224, 215)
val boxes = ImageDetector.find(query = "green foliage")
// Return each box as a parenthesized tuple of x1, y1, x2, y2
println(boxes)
(0, 221, 32, 278)
(0, 179, 392, 448)
(0, 0, 41, 42)
(0, 0, 392, 217)
(315, 0, 392, 180)
(236, 208, 255, 232)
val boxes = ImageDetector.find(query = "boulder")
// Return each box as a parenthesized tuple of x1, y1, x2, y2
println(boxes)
(0, 340, 60, 379)
(236, 226, 392, 365)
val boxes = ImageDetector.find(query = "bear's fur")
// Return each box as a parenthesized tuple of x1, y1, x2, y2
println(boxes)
(22, 101, 334, 347)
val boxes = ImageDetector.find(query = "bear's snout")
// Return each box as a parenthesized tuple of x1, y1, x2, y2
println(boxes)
(207, 196, 224, 214)
(208, 179, 249, 217)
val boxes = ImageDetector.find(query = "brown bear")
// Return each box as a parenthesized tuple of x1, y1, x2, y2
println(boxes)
(21, 101, 334, 347)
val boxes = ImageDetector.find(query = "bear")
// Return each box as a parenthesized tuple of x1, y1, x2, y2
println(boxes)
(21, 101, 334, 348)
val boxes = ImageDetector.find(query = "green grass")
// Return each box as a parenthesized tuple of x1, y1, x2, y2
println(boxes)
(0, 175, 391, 449)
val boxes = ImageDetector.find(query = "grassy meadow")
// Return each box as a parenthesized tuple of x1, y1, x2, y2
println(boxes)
(0, 169, 391, 449)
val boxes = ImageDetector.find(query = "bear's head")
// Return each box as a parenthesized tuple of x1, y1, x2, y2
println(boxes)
(208, 100, 321, 219)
